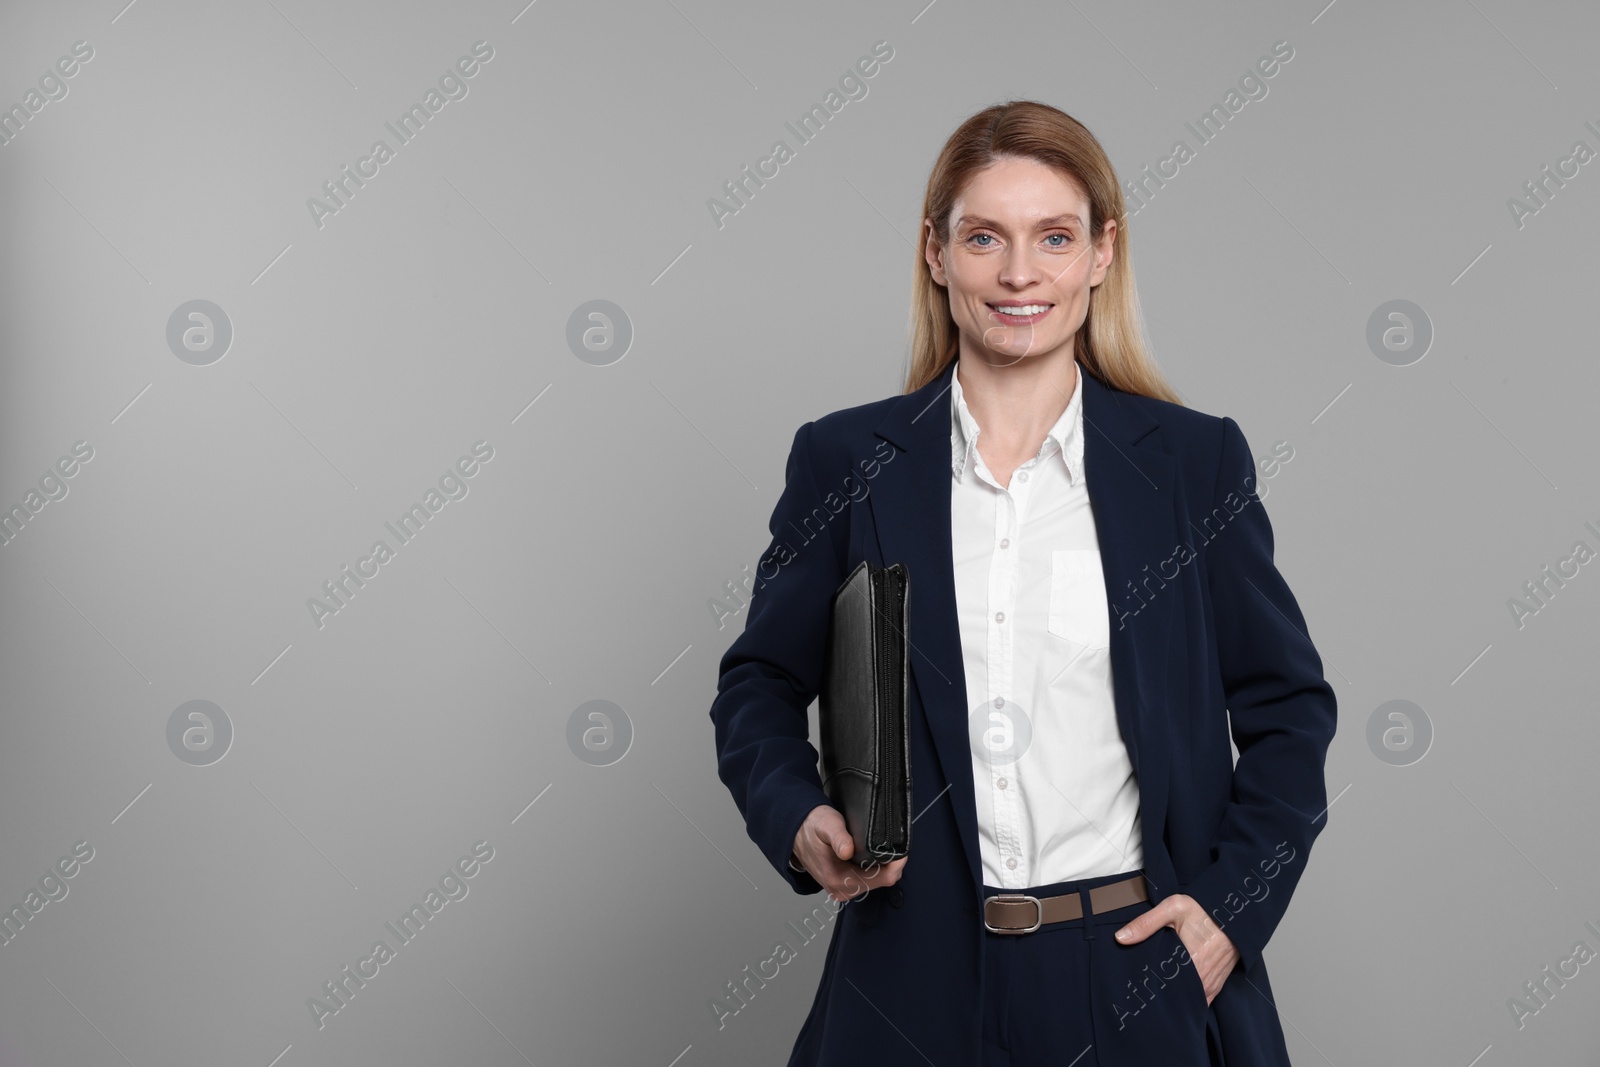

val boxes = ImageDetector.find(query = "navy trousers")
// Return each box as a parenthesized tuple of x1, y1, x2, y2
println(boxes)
(980, 868, 1225, 1067)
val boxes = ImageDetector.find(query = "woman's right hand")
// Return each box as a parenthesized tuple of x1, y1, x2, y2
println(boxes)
(791, 804, 909, 903)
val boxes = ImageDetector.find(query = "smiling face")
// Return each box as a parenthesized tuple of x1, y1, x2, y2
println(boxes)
(924, 155, 1116, 368)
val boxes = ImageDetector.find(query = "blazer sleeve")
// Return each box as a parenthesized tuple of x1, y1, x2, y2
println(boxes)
(709, 419, 845, 896)
(1181, 415, 1338, 974)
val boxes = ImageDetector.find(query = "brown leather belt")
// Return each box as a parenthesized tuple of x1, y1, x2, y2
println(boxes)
(983, 873, 1149, 934)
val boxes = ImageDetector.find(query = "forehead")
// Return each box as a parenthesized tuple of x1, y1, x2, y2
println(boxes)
(949, 157, 1088, 227)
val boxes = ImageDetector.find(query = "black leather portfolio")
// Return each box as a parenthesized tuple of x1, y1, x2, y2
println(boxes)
(818, 559, 912, 868)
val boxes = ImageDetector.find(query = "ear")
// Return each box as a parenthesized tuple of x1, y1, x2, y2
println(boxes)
(1089, 217, 1117, 286)
(923, 218, 947, 285)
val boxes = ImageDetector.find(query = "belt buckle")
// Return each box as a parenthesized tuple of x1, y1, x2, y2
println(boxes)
(983, 893, 1042, 934)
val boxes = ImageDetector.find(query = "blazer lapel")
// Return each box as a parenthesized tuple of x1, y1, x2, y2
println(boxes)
(869, 360, 982, 893)
(1079, 368, 1181, 878)
(867, 359, 1181, 900)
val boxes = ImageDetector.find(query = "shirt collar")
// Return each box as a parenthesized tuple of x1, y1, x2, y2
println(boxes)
(950, 361, 1085, 486)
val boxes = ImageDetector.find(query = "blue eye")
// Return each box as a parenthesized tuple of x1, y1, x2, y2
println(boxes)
(970, 234, 994, 246)
(1046, 234, 1071, 247)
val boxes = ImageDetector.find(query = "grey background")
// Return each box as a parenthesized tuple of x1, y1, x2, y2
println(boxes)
(1, 0, 1597, 1064)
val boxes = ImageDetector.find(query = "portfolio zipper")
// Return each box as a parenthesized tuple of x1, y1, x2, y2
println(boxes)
(873, 565, 908, 856)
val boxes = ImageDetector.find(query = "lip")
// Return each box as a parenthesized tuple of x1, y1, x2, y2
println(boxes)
(986, 301, 1053, 325)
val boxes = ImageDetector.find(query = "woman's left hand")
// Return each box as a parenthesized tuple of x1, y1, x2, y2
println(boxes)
(1114, 893, 1239, 1005)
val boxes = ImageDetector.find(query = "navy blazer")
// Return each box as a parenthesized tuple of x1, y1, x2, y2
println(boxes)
(710, 357, 1337, 1067)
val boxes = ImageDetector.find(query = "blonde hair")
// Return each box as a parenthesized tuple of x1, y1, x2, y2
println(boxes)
(904, 100, 1182, 405)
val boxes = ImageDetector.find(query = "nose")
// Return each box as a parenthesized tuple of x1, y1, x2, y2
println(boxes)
(997, 246, 1040, 289)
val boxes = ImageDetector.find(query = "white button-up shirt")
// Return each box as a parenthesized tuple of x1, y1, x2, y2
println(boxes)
(950, 360, 1144, 890)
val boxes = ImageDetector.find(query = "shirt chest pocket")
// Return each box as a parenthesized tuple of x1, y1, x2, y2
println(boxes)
(1047, 548, 1111, 650)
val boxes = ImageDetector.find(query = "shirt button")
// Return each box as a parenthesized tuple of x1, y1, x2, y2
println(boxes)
(996, 777, 1007, 789)
(993, 696, 1005, 708)
(994, 611, 1005, 623)
(1006, 857, 1018, 870)
(999, 538, 1009, 549)
(1017, 471, 1028, 482)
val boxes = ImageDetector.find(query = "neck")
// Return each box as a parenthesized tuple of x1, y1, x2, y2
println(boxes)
(955, 350, 1078, 458)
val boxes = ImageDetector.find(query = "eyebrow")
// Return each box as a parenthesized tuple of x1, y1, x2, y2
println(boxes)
(956, 213, 1083, 230)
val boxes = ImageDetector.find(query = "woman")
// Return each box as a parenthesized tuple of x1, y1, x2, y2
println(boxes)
(709, 100, 1336, 1067)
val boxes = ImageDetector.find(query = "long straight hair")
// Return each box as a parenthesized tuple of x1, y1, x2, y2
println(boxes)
(904, 100, 1183, 405)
